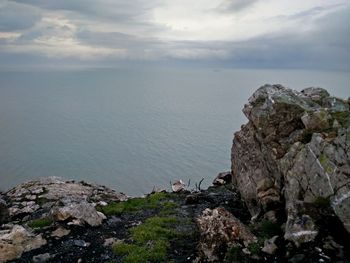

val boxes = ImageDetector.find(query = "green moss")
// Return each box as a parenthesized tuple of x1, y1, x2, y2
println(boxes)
(331, 111, 350, 127)
(319, 154, 334, 174)
(28, 218, 53, 228)
(97, 192, 170, 215)
(113, 216, 178, 263)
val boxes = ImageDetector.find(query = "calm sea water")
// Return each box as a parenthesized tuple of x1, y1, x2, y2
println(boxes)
(0, 67, 349, 195)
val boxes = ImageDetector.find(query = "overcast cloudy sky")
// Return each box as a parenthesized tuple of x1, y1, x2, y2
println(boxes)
(0, 0, 349, 70)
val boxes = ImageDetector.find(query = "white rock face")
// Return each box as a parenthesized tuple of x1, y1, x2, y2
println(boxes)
(0, 225, 47, 262)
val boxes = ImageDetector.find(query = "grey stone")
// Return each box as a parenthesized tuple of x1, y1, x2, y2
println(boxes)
(262, 236, 278, 255)
(32, 253, 51, 263)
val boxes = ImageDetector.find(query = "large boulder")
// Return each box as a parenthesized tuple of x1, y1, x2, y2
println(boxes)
(231, 84, 350, 245)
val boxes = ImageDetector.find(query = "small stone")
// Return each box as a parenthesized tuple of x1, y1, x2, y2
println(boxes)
(212, 172, 232, 186)
(172, 180, 186, 192)
(98, 201, 108, 206)
(51, 227, 71, 238)
(103, 237, 119, 247)
(73, 240, 89, 247)
(262, 236, 278, 255)
(32, 253, 51, 263)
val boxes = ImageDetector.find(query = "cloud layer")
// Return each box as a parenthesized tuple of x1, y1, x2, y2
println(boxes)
(0, 0, 349, 69)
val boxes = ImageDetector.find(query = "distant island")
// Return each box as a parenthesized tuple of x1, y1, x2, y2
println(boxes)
(1, 85, 349, 262)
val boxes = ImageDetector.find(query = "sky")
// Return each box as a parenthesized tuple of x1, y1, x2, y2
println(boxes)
(0, 0, 349, 70)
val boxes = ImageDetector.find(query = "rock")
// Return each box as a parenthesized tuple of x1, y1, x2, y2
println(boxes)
(5, 177, 127, 217)
(103, 237, 118, 247)
(51, 227, 71, 238)
(301, 109, 331, 131)
(73, 240, 90, 247)
(32, 253, 51, 263)
(0, 196, 9, 224)
(51, 202, 106, 227)
(261, 235, 278, 255)
(231, 84, 350, 244)
(301, 87, 330, 105)
(0, 225, 47, 262)
(213, 172, 232, 186)
(195, 207, 256, 262)
(172, 180, 186, 192)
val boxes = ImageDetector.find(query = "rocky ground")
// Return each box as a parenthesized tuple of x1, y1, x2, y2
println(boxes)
(1, 85, 350, 263)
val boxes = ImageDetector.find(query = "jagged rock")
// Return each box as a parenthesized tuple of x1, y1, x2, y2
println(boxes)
(0, 225, 46, 262)
(195, 207, 257, 262)
(213, 172, 232, 186)
(0, 196, 9, 225)
(262, 235, 278, 255)
(51, 202, 106, 227)
(231, 84, 350, 245)
(172, 180, 186, 192)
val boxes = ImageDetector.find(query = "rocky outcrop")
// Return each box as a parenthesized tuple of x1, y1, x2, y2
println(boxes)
(231, 84, 350, 245)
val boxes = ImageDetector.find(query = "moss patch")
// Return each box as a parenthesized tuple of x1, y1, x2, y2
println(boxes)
(113, 216, 178, 263)
(28, 218, 53, 228)
(97, 192, 172, 215)
(319, 154, 334, 174)
(331, 111, 350, 127)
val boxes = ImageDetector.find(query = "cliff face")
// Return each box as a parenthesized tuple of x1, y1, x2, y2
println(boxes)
(231, 84, 350, 245)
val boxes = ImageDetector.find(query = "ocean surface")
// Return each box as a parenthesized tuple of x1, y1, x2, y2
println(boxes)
(0, 67, 349, 195)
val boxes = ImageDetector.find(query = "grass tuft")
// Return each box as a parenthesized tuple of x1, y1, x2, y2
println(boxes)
(113, 216, 178, 262)
(97, 192, 175, 216)
(28, 218, 53, 228)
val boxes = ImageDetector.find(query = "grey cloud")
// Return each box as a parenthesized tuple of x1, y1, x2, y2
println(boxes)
(217, 0, 258, 12)
(0, 1, 41, 31)
(11, 0, 159, 24)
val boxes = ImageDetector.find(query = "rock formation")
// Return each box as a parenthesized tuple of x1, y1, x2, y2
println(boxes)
(231, 84, 350, 245)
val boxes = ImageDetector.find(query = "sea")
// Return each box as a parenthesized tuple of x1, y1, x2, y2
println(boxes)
(0, 67, 349, 195)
